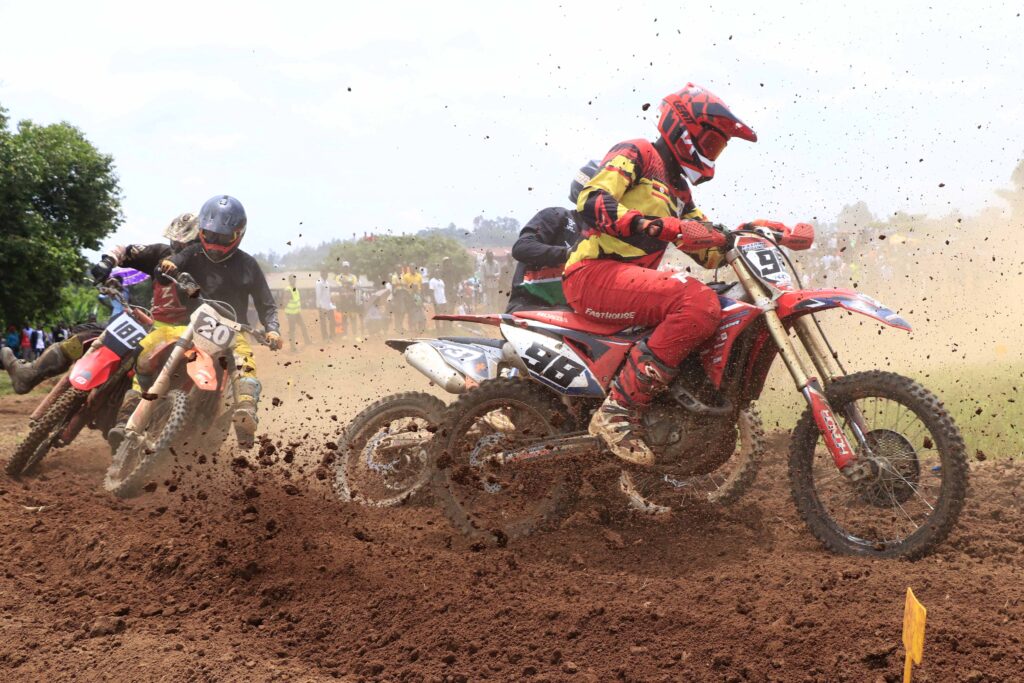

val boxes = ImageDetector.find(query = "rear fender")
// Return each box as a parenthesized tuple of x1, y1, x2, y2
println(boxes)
(425, 339, 505, 384)
(777, 288, 911, 331)
(68, 345, 122, 391)
(388, 338, 507, 390)
(433, 313, 511, 327)
(186, 348, 220, 391)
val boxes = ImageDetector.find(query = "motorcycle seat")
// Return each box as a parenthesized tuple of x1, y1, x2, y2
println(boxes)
(512, 309, 638, 336)
(438, 336, 506, 349)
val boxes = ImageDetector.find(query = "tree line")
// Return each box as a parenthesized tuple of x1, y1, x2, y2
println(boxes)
(2, 96, 1023, 329)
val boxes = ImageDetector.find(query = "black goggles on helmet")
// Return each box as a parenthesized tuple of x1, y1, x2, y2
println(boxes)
(201, 228, 243, 247)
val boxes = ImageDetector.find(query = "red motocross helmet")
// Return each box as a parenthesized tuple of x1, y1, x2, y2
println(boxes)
(657, 83, 757, 185)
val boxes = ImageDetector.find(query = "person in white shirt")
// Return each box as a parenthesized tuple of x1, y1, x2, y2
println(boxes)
(34, 327, 46, 357)
(428, 275, 448, 332)
(314, 270, 336, 342)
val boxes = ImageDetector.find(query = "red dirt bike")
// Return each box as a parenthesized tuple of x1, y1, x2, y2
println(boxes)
(6, 283, 152, 477)
(103, 275, 271, 498)
(338, 335, 757, 509)
(430, 223, 968, 559)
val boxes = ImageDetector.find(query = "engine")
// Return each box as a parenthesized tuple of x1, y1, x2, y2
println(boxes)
(642, 398, 738, 475)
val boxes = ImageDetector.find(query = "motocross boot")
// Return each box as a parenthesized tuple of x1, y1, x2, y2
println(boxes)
(106, 389, 142, 453)
(589, 341, 678, 467)
(2, 344, 72, 395)
(232, 377, 262, 451)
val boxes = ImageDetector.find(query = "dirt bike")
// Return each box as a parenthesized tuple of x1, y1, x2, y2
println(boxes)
(335, 335, 521, 507)
(429, 223, 968, 559)
(104, 275, 270, 498)
(6, 283, 152, 477)
(341, 301, 762, 512)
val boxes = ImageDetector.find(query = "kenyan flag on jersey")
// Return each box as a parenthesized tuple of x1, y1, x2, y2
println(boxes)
(517, 265, 566, 305)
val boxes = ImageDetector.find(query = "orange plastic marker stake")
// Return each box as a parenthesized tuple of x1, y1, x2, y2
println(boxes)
(902, 587, 927, 683)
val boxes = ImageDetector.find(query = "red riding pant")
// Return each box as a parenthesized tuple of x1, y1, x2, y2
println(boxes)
(563, 260, 722, 368)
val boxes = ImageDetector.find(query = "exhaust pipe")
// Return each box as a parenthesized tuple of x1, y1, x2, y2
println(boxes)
(404, 343, 466, 394)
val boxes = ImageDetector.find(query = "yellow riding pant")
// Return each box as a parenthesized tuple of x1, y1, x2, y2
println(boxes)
(133, 322, 257, 391)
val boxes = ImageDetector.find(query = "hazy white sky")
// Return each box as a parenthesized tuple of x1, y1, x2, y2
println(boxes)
(1, 0, 1021, 255)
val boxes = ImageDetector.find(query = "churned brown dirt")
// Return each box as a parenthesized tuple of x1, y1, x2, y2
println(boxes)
(0, 337, 1022, 682)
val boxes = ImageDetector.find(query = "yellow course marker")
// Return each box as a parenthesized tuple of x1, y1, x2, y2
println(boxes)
(902, 587, 927, 682)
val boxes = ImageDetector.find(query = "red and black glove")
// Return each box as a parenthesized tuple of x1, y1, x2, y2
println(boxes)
(642, 217, 727, 250)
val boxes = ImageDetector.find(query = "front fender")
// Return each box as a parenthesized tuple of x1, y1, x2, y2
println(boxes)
(186, 348, 220, 391)
(777, 288, 911, 331)
(69, 345, 122, 390)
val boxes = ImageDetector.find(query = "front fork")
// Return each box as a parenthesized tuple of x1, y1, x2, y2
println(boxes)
(730, 255, 873, 479)
(124, 328, 195, 435)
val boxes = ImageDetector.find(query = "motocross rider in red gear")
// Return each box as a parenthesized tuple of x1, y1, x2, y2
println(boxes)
(563, 84, 758, 466)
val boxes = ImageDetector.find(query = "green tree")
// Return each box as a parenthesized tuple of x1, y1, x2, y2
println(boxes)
(0, 105, 123, 327)
(468, 215, 520, 247)
(325, 234, 475, 284)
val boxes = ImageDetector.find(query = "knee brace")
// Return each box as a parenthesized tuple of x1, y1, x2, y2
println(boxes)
(235, 376, 262, 403)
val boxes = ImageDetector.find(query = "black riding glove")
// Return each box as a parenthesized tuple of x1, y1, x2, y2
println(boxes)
(90, 255, 116, 284)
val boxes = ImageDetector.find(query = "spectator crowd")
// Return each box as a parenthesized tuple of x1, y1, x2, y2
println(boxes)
(271, 249, 518, 349)
(4, 324, 71, 363)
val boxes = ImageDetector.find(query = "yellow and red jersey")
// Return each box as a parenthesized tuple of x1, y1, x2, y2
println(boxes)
(565, 138, 724, 273)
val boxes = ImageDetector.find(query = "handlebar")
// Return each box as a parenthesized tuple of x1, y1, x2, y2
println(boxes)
(162, 272, 239, 321)
(242, 326, 271, 346)
(96, 279, 131, 307)
(161, 272, 274, 348)
(714, 221, 815, 251)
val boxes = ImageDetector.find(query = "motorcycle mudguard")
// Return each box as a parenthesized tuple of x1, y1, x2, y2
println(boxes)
(424, 339, 505, 384)
(777, 288, 911, 331)
(433, 313, 511, 328)
(69, 345, 122, 391)
(186, 348, 220, 391)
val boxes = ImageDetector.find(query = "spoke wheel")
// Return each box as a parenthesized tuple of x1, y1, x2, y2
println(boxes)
(335, 392, 446, 507)
(6, 388, 86, 477)
(431, 379, 578, 545)
(104, 389, 189, 498)
(789, 371, 968, 559)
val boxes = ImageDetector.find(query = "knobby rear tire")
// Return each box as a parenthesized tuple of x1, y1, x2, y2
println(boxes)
(706, 405, 765, 505)
(430, 378, 578, 545)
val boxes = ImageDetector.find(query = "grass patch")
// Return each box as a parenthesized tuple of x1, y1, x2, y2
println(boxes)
(756, 360, 1024, 458)
(0, 369, 57, 398)
(0, 372, 15, 398)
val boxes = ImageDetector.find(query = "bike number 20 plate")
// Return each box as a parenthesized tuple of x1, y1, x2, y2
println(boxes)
(195, 314, 236, 349)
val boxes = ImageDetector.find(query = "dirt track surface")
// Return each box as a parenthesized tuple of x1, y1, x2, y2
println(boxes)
(1, 340, 1023, 682)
